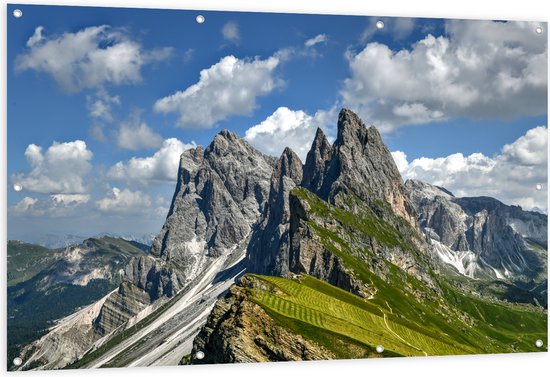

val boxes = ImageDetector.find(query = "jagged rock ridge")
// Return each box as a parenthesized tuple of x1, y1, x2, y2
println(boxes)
(248, 108, 432, 296)
(406, 179, 547, 282)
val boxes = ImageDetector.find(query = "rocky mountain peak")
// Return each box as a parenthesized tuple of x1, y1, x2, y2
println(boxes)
(146, 130, 274, 297)
(274, 147, 303, 183)
(334, 108, 369, 148)
(206, 129, 256, 159)
(302, 127, 332, 191)
(317, 108, 417, 227)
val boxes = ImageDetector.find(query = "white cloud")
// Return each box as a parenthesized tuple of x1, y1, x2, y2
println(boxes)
(11, 197, 39, 215)
(394, 126, 548, 211)
(16, 25, 173, 92)
(13, 140, 93, 194)
(344, 20, 547, 132)
(154, 55, 281, 128)
(222, 21, 240, 44)
(96, 187, 152, 214)
(117, 119, 163, 151)
(26, 26, 44, 47)
(245, 107, 336, 160)
(51, 194, 90, 205)
(10, 194, 90, 217)
(108, 138, 196, 184)
(87, 89, 120, 123)
(305, 34, 327, 48)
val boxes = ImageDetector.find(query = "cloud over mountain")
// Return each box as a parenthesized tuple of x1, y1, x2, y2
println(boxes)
(108, 138, 196, 184)
(343, 20, 547, 131)
(393, 126, 548, 211)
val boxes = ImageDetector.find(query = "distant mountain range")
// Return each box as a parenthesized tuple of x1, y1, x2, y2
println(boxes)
(10, 109, 547, 371)
(32, 233, 156, 249)
(7, 237, 148, 369)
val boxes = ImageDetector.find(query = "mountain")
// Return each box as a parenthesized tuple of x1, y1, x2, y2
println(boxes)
(7, 237, 148, 370)
(34, 233, 155, 249)
(13, 109, 547, 370)
(188, 109, 547, 363)
(15, 130, 275, 370)
(8, 241, 59, 287)
(36, 234, 87, 249)
(405, 179, 547, 306)
(248, 109, 434, 297)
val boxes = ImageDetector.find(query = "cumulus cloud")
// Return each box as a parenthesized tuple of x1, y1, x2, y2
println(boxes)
(96, 187, 152, 214)
(154, 55, 281, 128)
(305, 34, 327, 48)
(108, 138, 196, 184)
(222, 21, 240, 44)
(13, 140, 93, 194)
(117, 118, 163, 151)
(16, 25, 173, 92)
(393, 126, 548, 211)
(344, 20, 547, 132)
(245, 107, 336, 160)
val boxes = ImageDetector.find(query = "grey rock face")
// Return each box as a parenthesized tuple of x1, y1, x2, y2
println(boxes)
(146, 130, 274, 288)
(247, 147, 303, 275)
(247, 109, 434, 295)
(302, 127, 332, 192)
(94, 281, 151, 336)
(96, 131, 275, 339)
(318, 109, 417, 228)
(406, 179, 547, 280)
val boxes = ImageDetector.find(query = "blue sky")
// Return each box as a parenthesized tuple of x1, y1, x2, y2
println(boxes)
(7, 4, 548, 242)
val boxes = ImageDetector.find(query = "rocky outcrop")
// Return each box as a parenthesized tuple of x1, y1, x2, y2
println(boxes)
(247, 147, 303, 275)
(316, 109, 417, 228)
(93, 281, 151, 336)
(302, 127, 332, 192)
(100, 129, 275, 318)
(406, 179, 547, 280)
(188, 275, 334, 364)
(147, 131, 274, 287)
(31, 130, 276, 368)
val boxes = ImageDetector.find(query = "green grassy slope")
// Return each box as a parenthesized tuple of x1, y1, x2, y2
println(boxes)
(266, 187, 548, 357)
(248, 274, 546, 358)
(7, 241, 58, 286)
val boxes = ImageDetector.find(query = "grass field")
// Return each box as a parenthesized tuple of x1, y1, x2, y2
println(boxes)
(246, 187, 547, 358)
(248, 274, 547, 358)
